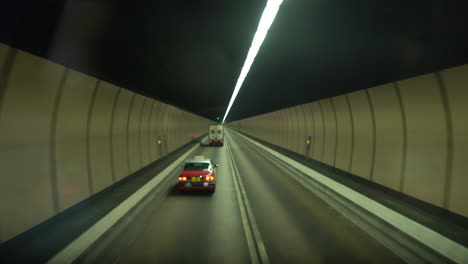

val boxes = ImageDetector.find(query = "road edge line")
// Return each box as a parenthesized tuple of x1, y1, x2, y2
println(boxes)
(47, 138, 204, 264)
(230, 129, 468, 264)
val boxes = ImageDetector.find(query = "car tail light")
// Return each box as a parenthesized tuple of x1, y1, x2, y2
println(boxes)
(206, 176, 215, 181)
(220, 140, 223, 143)
(178, 176, 187, 181)
(209, 140, 213, 143)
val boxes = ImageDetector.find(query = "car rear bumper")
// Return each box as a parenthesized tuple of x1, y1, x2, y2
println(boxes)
(176, 182, 216, 190)
(177, 186, 215, 190)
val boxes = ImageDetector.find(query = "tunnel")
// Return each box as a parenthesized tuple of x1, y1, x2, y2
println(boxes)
(1, 1, 468, 263)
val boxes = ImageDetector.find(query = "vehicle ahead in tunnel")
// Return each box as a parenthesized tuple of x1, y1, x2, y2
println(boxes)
(176, 156, 218, 194)
(208, 124, 224, 146)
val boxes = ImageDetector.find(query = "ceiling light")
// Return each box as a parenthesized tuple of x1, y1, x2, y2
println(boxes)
(222, 0, 284, 123)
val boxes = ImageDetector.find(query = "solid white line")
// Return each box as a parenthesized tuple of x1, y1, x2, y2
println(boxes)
(226, 131, 270, 264)
(47, 139, 204, 264)
(227, 142, 260, 264)
(230, 151, 270, 263)
(231, 129, 468, 264)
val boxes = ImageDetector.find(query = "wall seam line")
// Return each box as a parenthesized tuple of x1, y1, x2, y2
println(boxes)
(161, 104, 169, 157)
(85, 80, 100, 195)
(309, 103, 316, 159)
(154, 102, 162, 159)
(126, 93, 137, 175)
(137, 98, 146, 168)
(436, 72, 454, 208)
(0, 48, 17, 115)
(300, 105, 308, 156)
(292, 109, 297, 151)
(345, 94, 355, 172)
(318, 101, 325, 161)
(289, 109, 294, 150)
(169, 107, 173, 151)
(365, 89, 377, 181)
(50, 68, 69, 213)
(109, 88, 122, 183)
(156, 104, 165, 159)
(267, 112, 275, 144)
(150, 102, 157, 160)
(164, 106, 171, 155)
(297, 107, 303, 154)
(269, 113, 272, 144)
(330, 98, 338, 167)
(294, 107, 301, 153)
(147, 100, 155, 163)
(284, 109, 290, 150)
(276, 111, 281, 147)
(394, 82, 408, 192)
(284, 110, 289, 150)
(285, 110, 290, 150)
(274, 112, 279, 146)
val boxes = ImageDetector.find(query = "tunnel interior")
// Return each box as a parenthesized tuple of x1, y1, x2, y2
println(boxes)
(1, 0, 468, 263)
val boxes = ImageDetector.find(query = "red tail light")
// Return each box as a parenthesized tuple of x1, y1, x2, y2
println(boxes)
(205, 176, 215, 181)
(209, 140, 213, 143)
(220, 140, 223, 143)
(178, 176, 187, 181)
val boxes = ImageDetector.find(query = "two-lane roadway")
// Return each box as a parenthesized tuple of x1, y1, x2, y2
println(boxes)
(80, 129, 403, 264)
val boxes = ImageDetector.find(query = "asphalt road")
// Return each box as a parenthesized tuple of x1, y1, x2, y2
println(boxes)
(82, 129, 404, 264)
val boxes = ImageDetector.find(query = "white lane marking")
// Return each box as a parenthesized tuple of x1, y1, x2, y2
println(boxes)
(227, 145, 259, 264)
(47, 138, 205, 264)
(253, 148, 425, 263)
(231, 129, 468, 264)
(226, 132, 270, 264)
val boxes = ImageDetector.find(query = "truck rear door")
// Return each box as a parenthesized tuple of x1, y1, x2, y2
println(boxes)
(209, 126, 216, 139)
(216, 125, 223, 140)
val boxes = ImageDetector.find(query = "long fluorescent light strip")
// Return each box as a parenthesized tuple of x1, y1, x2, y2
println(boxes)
(222, 0, 284, 123)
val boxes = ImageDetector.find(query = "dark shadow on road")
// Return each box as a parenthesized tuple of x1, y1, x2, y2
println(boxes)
(169, 185, 215, 197)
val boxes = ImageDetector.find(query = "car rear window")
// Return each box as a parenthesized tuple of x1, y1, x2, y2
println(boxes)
(184, 162, 209, 170)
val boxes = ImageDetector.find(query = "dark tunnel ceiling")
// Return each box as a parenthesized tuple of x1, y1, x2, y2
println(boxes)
(1, 0, 468, 121)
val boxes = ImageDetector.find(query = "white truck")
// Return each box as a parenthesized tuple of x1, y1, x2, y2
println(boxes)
(208, 124, 224, 146)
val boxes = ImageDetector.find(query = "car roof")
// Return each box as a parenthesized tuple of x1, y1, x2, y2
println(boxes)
(185, 158, 212, 164)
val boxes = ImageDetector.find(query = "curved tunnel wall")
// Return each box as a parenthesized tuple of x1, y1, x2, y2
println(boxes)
(0, 44, 210, 243)
(230, 64, 468, 219)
